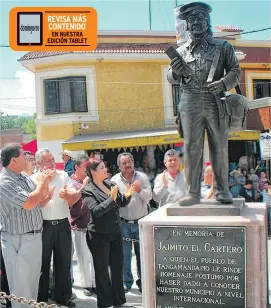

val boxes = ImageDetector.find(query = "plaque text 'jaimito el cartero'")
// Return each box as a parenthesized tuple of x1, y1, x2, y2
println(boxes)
(154, 226, 246, 308)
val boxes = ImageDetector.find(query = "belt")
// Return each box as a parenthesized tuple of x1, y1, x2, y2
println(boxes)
(43, 219, 66, 226)
(120, 217, 143, 224)
(25, 229, 42, 234)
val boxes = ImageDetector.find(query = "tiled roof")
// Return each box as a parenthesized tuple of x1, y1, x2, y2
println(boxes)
(215, 25, 244, 32)
(18, 44, 270, 63)
(18, 43, 175, 61)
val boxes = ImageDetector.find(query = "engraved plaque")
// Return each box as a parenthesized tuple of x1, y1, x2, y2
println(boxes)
(154, 226, 246, 308)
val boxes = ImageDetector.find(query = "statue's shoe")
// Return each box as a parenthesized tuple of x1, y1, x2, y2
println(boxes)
(216, 193, 233, 204)
(179, 196, 200, 207)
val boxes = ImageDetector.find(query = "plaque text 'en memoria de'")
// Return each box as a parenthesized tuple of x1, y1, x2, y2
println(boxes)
(154, 226, 246, 308)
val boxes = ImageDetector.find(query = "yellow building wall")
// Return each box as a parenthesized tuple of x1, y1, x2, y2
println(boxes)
(94, 62, 166, 131)
(36, 124, 75, 141)
(37, 61, 169, 142)
(33, 34, 269, 143)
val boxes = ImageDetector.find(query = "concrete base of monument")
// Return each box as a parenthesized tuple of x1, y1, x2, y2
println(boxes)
(167, 198, 245, 216)
(139, 200, 268, 308)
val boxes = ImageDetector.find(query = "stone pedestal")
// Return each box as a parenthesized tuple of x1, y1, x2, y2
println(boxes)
(139, 199, 268, 308)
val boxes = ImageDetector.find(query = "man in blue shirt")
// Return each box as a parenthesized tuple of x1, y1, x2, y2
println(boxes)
(229, 170, 245, 198)
(61, 150, 75, 177)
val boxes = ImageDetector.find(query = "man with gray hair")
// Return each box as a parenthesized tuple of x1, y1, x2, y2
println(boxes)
(111, 152, 152, 293)
(31, 149, 80, 307)
(153, 149, 188, 207)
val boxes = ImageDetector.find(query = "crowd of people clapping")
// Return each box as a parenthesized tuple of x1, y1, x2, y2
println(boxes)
(0, 144, 187, 308)
(1, 143, 270, 308)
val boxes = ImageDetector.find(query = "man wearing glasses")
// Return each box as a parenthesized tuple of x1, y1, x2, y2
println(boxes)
(23, 151, 36, 176)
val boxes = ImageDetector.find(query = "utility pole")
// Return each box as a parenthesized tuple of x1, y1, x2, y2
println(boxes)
(149, 0, 152, 30)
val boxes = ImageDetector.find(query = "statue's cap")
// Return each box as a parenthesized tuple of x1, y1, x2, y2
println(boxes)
(179, 2, 212, 20)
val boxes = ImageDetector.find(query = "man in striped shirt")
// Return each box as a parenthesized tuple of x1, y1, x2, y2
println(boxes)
(0, 143, 52, 308)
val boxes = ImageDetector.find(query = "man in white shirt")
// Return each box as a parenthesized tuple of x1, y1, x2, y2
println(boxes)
(153, 149, 188, 207)
(111, 153, 152, 293)
(31, 149, 80, 307)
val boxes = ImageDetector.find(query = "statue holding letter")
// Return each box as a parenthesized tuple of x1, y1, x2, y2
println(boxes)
(167, 2, 249, 206)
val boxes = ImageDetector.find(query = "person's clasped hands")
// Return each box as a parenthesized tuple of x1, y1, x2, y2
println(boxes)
(124, 184, 135, 199)
(59, 184, 68, 199)
(38, 167, 55, 185)
(37, 167, 56, 204)
(110, 185, 119, 202)
(124, 180, 141, 199)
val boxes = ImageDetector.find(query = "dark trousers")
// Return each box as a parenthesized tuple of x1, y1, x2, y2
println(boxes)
(0, 239, 11, 308)
(38, 218, 72, 303)
(86, 231, 126, 308)
(180, 92, 230, 199)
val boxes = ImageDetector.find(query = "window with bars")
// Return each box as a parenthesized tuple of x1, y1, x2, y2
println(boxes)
(44, 76, 88, 115)
(253, 79, 271, 99)
(172, 84, 181, 116)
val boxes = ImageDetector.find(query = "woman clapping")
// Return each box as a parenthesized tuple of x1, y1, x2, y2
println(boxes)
(82, 158, 134, 308)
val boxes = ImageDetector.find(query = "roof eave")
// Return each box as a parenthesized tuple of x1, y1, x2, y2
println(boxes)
(19, 52, 170, 70)
(19, 61, 36, 73)
(19, 50, 248, 71)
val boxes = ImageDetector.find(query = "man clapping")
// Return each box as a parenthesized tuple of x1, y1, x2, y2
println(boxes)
(31, 149, 80, 307)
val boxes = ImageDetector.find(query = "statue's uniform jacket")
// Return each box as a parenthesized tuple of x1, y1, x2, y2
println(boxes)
(167, 35, 242, 199)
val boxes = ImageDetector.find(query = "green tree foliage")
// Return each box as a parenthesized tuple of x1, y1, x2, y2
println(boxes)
(23, 116, 37, 140)
(0, 111, 36, 140)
